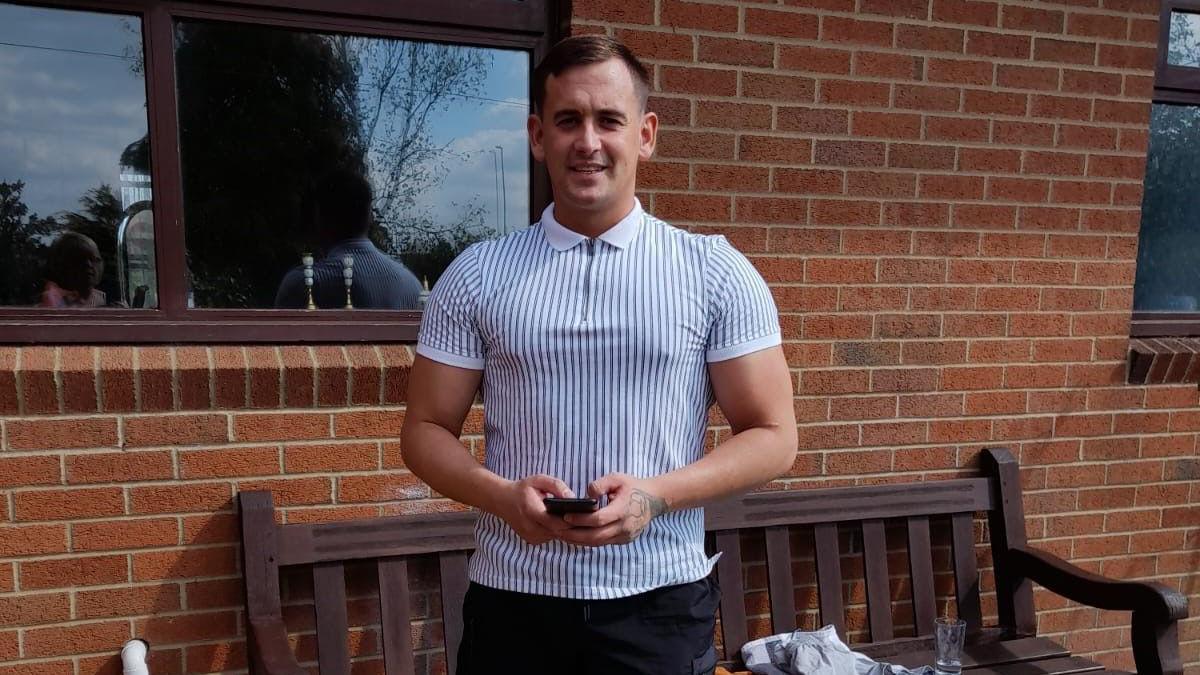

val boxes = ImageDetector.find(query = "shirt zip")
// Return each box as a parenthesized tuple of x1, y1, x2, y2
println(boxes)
(581, 238, 596, 324)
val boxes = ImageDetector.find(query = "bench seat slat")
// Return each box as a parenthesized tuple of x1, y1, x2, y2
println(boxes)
(378, 558, 414, 675)
(765, 525, 797, 633)
(862, 519, 892, 642)
(964, 656, 1105, 675)
(874, 635, 1071, 670)
(813, 523, 845, 640)
(906, 515, 936, 637)
(313, 562, 351, 675)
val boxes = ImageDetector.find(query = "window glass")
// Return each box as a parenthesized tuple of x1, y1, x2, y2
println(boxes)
(1133, 103, 1200, 311)
(0, 3, 155, 308)
(1168, 11, 1200, 68)
(174, 20, 530, 310)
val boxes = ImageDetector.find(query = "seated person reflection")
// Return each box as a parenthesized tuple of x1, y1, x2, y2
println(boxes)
(275, 168, 422, 310)
(39, 231, 108, 308)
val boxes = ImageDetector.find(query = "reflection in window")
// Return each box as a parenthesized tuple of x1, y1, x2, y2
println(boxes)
(1133, 104, 1200, 311)
(174, 21, 529, 309)
(0, 4, 154, 308)
(1168, 11, 1200, 68)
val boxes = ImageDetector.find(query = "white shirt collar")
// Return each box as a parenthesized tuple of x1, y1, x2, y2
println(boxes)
(540, 199, 643, 251)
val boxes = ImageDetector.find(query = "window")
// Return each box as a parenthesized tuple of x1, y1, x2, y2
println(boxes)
(174, 20, 530, 310)
(1132, 1, 1200, 336)
(0, 5, 154, 310)
(0, 0, 563, 343)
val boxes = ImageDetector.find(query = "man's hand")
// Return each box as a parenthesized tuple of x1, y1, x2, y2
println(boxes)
(494, 474, 577, 546)
(557, 473, 667, 547)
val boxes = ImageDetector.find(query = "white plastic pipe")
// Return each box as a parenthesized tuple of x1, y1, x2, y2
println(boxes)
(121, 638, 150, 675)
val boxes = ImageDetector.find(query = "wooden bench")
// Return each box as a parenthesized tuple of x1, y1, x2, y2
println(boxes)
(238, 447, 1187, 675)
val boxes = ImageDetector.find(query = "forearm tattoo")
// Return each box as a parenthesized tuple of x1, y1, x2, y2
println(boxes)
(627, 488, 667, 539)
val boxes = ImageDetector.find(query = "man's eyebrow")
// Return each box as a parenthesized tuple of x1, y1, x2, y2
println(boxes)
(597, 108, 627, 120)
(550, 107, 628, 122)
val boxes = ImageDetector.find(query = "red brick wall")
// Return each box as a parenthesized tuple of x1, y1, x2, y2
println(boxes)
(1, 0, 1197, 673)
(0, 346, 459, 674)
(586, 0, 1195, 669)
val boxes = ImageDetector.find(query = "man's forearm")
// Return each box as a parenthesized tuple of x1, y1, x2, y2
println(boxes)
(645, 425, 797, 513)
(401, 421, 511, 515)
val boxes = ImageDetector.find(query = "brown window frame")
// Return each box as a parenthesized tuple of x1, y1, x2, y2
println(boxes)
(1130, 0, 1200, 337)
(0, 0, 567, 344)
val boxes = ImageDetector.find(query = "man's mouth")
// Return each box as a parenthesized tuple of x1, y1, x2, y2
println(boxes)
(570, 164, 607, 174)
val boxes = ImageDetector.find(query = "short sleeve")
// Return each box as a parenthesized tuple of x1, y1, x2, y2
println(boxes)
(705, 236, 781, 363)
(416, 245, 486, 370)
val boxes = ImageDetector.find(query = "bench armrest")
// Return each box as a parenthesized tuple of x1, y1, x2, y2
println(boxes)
(248, 616, 307, 675)
(1008, 545, 1186, 618)
(1008, 544, 1188, 675)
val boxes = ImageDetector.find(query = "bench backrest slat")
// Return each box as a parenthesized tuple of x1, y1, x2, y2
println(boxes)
(704, 477, 992, 530)
(951, 512, 982, 630)
(278, 511, 478, 566)
(313, 561, 351, 675)
(765, 525, 797, 633)
(378, 558, 415, 675)
(439, 551, 470, 674)
(906, 515, 937, 636)
(862, 519, 893, 641)
(813, 522, 846, 641)
(714, 530, 749, 654)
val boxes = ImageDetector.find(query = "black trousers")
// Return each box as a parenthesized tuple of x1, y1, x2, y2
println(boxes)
(455, 577, 720, 675)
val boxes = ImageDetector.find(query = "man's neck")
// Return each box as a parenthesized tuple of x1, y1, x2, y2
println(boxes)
(320, 233, 371, 249)
(553, 198, 636, 239)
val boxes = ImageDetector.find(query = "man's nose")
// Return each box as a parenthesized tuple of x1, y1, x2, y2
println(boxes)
(573, 121, 601, 153)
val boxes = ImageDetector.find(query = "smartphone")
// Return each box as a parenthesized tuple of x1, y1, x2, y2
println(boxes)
(543, 497, 599, 515)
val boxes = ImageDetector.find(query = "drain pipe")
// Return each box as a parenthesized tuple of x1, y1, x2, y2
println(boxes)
(121, 638, 150, 675)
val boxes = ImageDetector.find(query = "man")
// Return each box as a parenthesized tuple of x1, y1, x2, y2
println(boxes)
(401, 36, 797, 674)
(40, 231, 108, 307)
(275, 167, 422, 310)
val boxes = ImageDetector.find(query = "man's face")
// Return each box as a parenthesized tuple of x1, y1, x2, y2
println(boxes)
(63, 238, 103, 293)
(528, 58, 657, 229)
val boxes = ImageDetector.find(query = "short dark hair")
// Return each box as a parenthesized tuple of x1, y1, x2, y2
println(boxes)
(46, 231, 100, 292)
(314, 167, 373, 239)
(532, 35, 651, 114)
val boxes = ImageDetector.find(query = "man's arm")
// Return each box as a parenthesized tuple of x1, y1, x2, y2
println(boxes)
(400, 354, 575, 545)
(560, 345, 797, 545)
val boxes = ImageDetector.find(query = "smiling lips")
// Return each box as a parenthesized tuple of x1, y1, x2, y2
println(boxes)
(571, 163, 607, 174)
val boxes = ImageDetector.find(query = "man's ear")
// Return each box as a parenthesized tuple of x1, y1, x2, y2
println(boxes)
(528, 113, 545, 163)
(639, 111, 658, 161)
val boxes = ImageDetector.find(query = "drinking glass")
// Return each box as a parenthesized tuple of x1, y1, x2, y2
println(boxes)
(935, 616, 966, 675)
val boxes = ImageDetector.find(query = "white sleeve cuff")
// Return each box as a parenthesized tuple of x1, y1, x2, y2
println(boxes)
(416, 343, 485, 370)
(706, 332, 782, 363)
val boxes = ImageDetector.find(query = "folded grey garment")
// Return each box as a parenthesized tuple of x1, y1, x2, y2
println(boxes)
(742, 625, 938, 675)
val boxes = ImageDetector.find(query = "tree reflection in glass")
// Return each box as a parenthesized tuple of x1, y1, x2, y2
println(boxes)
(1167, 11, 1200, 68)
(174, 21, 529, 309)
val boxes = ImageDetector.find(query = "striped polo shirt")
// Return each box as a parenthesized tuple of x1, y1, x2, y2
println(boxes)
(416, 199, 781, 599)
